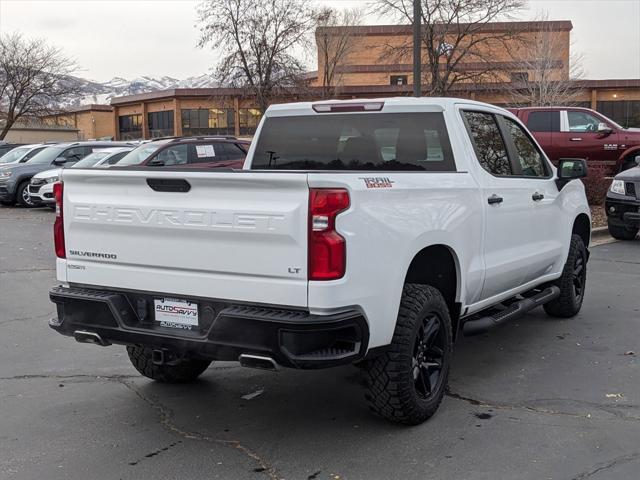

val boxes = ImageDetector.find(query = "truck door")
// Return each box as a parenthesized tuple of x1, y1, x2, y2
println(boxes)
(559, 109, 620, 163)
(499, 115, 565, 283)
(522, 110, 561, 161)
(460, 109, 533, 300)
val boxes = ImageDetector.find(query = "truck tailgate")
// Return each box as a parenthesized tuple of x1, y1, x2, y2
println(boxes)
(60, 169, 309, 307)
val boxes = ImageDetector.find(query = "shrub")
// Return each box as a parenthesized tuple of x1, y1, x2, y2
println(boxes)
(581, 175, 611, 206)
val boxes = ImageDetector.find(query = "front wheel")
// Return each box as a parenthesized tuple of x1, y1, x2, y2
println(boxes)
(16, 181, 36, 208)
(608, 222, 638, 241)
(127, 346, 211, 383)
(544, 234, 587, 318)
(363, 284, 452, 425)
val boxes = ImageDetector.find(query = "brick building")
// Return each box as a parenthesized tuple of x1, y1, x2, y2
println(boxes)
(43, 20, 640, 140)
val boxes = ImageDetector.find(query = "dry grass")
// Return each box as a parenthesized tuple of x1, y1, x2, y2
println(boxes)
(590, 204, 607, 228)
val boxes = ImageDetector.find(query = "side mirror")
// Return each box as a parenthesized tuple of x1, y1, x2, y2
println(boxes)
(53, 157, 67, 165)
(557, 158, 588, 189)
(597, 122, 613, 134)
(148, 158, 165, 166)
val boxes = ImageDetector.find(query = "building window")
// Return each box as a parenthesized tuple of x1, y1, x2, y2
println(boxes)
(181, 108, 234, 136)
(510, 72, 529, 83)
(390, 75, 408, 86)
(118, 114, 142, 140)
(597, 100, 640, 128)
(148, 111, 174, 138)
(239, 108, 262, 135)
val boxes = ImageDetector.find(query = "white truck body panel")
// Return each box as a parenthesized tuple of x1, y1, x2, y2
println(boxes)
(60, 169, 309, 307)
(57, 97, 590, 351)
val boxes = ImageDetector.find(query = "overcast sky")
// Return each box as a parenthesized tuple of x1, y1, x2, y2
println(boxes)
(0, 0, 638, 82)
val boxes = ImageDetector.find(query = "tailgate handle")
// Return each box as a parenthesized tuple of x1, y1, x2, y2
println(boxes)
(146, 178, 191, 193)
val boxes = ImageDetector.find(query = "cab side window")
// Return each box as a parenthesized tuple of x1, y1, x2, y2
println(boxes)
(153, 144, 189, 166)
(503, 118, 548, 177)
(62, 147, 87, 163)
(463, 111, 512, 176)
(567, 111, 601, 133)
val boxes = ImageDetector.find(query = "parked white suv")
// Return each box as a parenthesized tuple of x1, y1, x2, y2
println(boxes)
(29, 147, 133, 206)
(49, 98, 591, 425)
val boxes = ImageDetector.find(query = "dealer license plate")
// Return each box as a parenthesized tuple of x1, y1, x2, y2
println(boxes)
(154, 298, 199, 330)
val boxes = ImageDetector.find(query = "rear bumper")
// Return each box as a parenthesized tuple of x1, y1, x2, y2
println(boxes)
(49, 285, 369, 369)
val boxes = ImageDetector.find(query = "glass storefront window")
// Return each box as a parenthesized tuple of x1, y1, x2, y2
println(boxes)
(148, 110, 174, 138)
(181, 108, 235, 136)
(119, 114, 142, 140)
(239, 108, 262, 135)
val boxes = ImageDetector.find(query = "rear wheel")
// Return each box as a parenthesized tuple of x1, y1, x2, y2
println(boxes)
(608, 222, 638, 241)
(126, 345, 211, 383)
(544, 234, 587, 318)
(16, 181, 36, 207)
(363, 284, 452, 425)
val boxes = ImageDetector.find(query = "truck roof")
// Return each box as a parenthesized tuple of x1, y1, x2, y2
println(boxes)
(265, 96, 511, 117)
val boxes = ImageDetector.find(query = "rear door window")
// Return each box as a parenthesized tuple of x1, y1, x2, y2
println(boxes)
(190, 143, 221, 164)
(462, 111, 512, 176)
(251, 112, 455, 171)
(526, 111, 560, 132)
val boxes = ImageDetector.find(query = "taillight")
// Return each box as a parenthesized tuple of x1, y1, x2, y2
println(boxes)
(308, 188, 349, 281)
(53, 182, 65, 258)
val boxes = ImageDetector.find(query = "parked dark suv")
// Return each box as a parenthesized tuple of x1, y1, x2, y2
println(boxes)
(0, 141, 132, 206)
(116, 136, 250, 169)
(605, 156, 640, 240)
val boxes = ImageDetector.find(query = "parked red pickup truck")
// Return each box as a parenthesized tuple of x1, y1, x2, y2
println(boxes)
(509, 107, 640, 173)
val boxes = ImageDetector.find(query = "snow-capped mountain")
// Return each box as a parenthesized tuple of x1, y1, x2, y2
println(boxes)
(64, 74, 218, 107)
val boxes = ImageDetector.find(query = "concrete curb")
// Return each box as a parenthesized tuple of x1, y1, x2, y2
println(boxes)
(590, 226, 616, 247)
(591, 226, 609, 240)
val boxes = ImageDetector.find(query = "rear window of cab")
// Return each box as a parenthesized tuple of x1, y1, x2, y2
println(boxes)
(250, 112, 455, 171)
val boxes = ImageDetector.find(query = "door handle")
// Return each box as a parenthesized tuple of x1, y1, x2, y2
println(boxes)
(146, 178, 191, 192)
(532, 192, 544, 201)
(487, 194, 503, 205)
(570, 138, 582, 141)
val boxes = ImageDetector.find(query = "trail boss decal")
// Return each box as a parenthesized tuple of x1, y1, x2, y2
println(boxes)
(360, 177, 395, 189)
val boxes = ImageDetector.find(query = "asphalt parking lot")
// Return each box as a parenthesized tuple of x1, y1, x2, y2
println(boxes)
(1, 207, 639, 480)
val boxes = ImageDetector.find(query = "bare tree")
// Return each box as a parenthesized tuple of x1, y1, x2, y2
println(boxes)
(0, 33, 78, 140)
(508, 14, 584, 106)
(315, 7, 363, 98)
(375, 0, 526, 96)
(197, 0, 317, 114)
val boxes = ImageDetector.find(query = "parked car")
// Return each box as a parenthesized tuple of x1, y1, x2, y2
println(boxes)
(0, 141, 132, 207)
(510, 106, 640, 172)
(28, 147, 134, 206)
(49, 98, 591, 425)
(0, 144, 49, 165)
(0, 142, 24, 158)
(605, 155, 640, 240)
(116, 136, 250, 169)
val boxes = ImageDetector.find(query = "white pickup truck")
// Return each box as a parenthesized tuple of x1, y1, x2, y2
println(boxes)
(49, 98, 591, 425)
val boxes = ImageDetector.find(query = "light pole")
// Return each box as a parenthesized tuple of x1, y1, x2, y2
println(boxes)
(413, 0, 421, 97)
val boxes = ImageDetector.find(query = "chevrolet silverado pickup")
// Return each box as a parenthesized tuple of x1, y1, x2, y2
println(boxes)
(510, 106, 640, 173)
(49, 98, 591, 425)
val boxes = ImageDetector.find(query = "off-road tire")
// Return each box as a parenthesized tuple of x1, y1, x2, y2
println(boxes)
(16, 181, 35, 207)
(608, 222, 638, 241)
(363, 284, 452, 425)
(126, 345, 211, 383)
(544, 234, 587, 318)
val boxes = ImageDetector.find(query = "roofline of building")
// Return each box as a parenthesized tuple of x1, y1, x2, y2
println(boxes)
(63, 104, 114, 113)
(107, 78, 640, 106)
(315, 20, 573, 37)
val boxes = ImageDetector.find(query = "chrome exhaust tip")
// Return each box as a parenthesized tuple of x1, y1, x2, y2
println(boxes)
(239, 354, 278, 371)
(73, 330, 111, 347)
